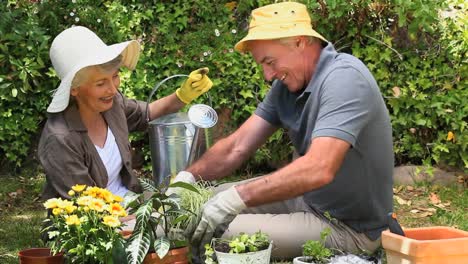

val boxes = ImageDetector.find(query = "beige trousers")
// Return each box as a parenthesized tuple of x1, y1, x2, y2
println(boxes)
(215, 178, 381, 259)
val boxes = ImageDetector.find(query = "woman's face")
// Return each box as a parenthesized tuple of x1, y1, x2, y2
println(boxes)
(71, 67, 120, 114)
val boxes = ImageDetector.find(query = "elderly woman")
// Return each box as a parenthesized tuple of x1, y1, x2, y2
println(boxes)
(39, 26, 213, 200)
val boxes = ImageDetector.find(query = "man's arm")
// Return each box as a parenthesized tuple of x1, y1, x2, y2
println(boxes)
(187, 114, 277, 181)
(236, 136, 350, 207)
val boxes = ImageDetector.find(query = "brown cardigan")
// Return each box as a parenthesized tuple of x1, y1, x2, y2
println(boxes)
(39, 92, 147, 200)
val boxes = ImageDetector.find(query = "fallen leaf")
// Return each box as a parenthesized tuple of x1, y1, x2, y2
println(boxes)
(410, 209, 420, 213)
(392, 86, 401, 97)
(393, 185, 404, 194)
(8, 192, 17, 199)
(16, 189, 24, 195)
(446, 131, 455, 142)
(394, 195, 410, 205)
(406, 186, 414, 191)
(429, 192, 441, 204)
(415, 212, 433, 218)
(417, 207, 437, 213)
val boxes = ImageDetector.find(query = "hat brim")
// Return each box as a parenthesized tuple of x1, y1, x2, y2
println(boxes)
(234, 25, 327, 53)
(47, 40, 140, 113)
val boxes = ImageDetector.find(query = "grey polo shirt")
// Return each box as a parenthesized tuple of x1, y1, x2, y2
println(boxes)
(255, 43, 394, 240)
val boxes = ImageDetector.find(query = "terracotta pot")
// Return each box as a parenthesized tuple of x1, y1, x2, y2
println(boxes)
(382, 226, 468, 264)
(143, 246, 190, 264)
(18, 248, 64, 264)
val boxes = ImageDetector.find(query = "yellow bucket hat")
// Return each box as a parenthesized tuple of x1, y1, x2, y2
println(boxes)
(234, 2, 327, 52)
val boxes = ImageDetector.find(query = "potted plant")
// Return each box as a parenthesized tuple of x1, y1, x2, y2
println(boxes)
(18, 247, 64, 264)
(42, 184, 128, 263)
(123, 178, 201, 264)
(204, 231, 273, 264)
(293, 228, 333, 264)
(382, 226, 468, 264)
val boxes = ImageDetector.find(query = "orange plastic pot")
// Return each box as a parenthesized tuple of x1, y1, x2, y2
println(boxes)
(120, 231, 190, 264)
(143, 246, 190, 264)
(18, 248, 64, 264)
(382, 226, 468, 264)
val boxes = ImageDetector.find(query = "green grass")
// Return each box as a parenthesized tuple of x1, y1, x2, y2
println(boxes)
(0, 168, 47, 264)
(0, 167, 466, 264)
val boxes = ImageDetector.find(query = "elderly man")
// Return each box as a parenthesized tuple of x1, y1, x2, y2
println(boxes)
(176, 1, 394, 259)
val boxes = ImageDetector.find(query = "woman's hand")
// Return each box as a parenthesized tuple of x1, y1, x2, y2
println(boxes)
(176, 67, 213, 104)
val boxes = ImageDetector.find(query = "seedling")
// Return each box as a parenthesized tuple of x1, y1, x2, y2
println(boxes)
(301, 227, 333, 263)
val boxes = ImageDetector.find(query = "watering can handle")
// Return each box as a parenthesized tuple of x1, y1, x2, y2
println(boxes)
(145, 74, 214, 123)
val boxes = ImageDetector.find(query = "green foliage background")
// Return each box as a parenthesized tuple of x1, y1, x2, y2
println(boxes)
(0, 0, 466, 172)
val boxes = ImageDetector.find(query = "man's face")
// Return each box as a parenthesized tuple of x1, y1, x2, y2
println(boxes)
(249, 38, 307, 93)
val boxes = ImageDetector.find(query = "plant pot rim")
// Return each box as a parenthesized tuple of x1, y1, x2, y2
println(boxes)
(18, 247, 64, 258)
(293, 255, 317, 262)
(213, 240, 273, 256)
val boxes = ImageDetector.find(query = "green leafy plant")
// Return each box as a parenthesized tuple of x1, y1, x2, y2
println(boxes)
(122, 178, 199, 264)
(174, 180, 215, 234)
(300, 228, 333, 264)
(204, 231, 271, 263)
(43, 185, 128, 263)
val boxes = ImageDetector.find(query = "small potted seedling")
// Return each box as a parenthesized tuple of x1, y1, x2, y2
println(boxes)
(293, 228, 334, 264)
(205, 231, 273, 264)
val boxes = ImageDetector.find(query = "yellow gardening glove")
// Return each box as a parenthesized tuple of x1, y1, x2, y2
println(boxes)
(176, 67, 213, 104)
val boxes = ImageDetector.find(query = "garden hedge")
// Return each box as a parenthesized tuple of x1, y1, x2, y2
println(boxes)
(0, 0, 466, 172)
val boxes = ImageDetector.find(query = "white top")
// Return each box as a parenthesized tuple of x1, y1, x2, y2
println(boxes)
(95, 127, 129, 197)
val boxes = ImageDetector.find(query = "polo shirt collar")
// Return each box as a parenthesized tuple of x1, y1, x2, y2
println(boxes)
(304, 42, 337, 93)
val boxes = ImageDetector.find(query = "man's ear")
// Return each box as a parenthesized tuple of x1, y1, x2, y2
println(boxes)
(70, 87, 78, 96)
(296, 37, 307, 49)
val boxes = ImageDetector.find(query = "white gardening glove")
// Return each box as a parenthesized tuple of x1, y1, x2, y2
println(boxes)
(165, 171, 196, 196)
(191, 186, 246, 255)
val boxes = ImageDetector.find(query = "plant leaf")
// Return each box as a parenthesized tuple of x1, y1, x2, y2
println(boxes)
(154, 237, 171, 259)
(126, 200, 154, 264)
(168, 181, 200, 194)
(122, 191, 142, 210)
(139, 178, 158, 192)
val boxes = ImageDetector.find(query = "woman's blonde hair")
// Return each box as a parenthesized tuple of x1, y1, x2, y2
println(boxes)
(71, 55, 123, 89)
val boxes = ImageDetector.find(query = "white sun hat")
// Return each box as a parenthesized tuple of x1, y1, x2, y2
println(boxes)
(47, 26, 140, 113)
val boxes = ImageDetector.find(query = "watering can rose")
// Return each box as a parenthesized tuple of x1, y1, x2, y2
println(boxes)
(43, 185, 127, 263)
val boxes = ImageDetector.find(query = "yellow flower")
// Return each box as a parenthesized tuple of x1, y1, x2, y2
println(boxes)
(64, 205, 77, 214)
(57, 200, 74, 209)
(77, 195, 93, 206)
(108, 203, 127, 217)
(65, 215, 81, 226)
(83, 186, 99, 197)
(88, 198, 106, 212)
(68, 190, 75, 196)
(52, 208, 63, 215)
(447, 131, 455, 142)
(103, 215, 121, 228)
(44, 198, 61, 209)
(97, 189, 113, 203)
(113, 194, 123, 203)
(72, 184, 87, 192)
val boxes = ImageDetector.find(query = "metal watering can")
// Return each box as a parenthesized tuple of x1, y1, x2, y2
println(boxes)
(146, 74, 217, 185)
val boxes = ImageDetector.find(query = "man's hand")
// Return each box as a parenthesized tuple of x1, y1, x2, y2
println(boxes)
(176, 67, 213, 104)
(191, 186, 246, 254)
(165, 171, 196, 196)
